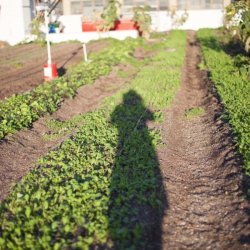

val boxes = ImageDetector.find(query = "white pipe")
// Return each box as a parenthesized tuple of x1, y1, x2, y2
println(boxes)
(45, 9, 52, 65)
(83, 43, 88, 62)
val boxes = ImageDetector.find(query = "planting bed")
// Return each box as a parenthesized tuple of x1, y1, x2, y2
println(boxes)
(0, 40, 108, 100)
(0, 30, 249, 249)
(197, 29, 250, 176)
(0, 38, 142, 139)
(160, 31, 249, 249)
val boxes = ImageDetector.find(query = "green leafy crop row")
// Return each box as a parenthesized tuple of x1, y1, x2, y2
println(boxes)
(0, 38, 143, 140)
(0, 31, 186, 249)
(197, 29, 250, 174)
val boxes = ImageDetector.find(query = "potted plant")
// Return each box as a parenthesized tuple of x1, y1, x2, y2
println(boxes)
(82, 10, 103, 32)
(82, 0, 120, 32)
(114, 19, 138, 30)
(132, 6, 152, 40)
(82, 0, 141, 33)
(99, 0, 121, 32)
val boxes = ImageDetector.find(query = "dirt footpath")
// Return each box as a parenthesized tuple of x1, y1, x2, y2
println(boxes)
(0, 41, 107, 99)
(158, 31, 250, 249)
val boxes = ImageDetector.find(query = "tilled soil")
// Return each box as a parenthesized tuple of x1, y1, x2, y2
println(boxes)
(0, 64, 136, 201)
(0, 41, 107, 99)
(158, 31, 250, 249)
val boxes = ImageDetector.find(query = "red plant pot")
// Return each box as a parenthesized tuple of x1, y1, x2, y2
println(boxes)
(82, 20, 139, 32)
(82, 22, 97, 32)
(82, 21, 106, 32)
(113, 20, 138, 30)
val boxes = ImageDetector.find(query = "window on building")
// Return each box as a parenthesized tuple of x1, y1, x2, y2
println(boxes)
(177, 0, 223, 9)
(147, 0, 158, 10)
(95, 0, 104, 7)
(159, 0, 169, 10)
(69, 0, 224, 16)
(71, 1, 83, 14)
(84, 0, 93, 7)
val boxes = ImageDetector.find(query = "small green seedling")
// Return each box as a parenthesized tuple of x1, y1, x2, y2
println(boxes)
(185, 107, 205, 119)
(11, 61, 24, 69)
(198, 61, 207, 70)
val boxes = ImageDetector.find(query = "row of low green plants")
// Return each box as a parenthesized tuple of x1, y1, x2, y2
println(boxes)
(0, 30, 186, 249)
(197, 29, 250, 175)
(0, 38, 146, 140)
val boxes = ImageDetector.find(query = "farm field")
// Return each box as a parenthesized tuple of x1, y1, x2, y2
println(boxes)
(0, 30, 249, 249)
(0, 40, 108, 100)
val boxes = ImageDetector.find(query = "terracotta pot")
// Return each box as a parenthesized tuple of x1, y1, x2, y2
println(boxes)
(82, 20, 139, 32)
(113, 20, 138, 30)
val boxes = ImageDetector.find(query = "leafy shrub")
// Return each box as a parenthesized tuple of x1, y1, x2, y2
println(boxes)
(133, 6, 152, 40)
(169, 8, 189, 28)
(225, 0, 250, 52)
(100, 0, 120, 31)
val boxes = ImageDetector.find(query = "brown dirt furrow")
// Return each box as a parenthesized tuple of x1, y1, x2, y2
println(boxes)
(158, 31, 250, 249)
(0, 64, 135, 201)
(0, 41, 108, 99)
(0, 43, 38, 60)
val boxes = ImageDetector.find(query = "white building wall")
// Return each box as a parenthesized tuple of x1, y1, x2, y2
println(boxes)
(150, 9, 224, 32)
(0, 0, 34, 45)
(175, 9, 224, 30)
(0, 0, 225, 45)
(48, 30, 139, 44)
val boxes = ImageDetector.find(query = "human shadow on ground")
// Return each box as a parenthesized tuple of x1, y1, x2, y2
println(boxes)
(108, 90, 168, 249)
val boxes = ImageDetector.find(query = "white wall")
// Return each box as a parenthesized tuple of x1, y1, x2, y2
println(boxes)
(59, 15, 82, 33)
(48, 30, 139, 44)
(0, 0, 34, 45)
(177, 10, 224, 30)
(150, 10, 224, 32)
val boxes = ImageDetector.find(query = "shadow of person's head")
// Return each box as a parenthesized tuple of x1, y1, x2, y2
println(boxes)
(111, 90, 153, 127)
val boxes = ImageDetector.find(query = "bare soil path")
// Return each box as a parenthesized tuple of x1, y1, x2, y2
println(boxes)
(0, 64, 136, 201)
(158, 31, 249, 249)
(0, 41, 107, 99)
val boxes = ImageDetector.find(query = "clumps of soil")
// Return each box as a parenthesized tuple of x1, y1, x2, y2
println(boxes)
(133, 47, 156, 60)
